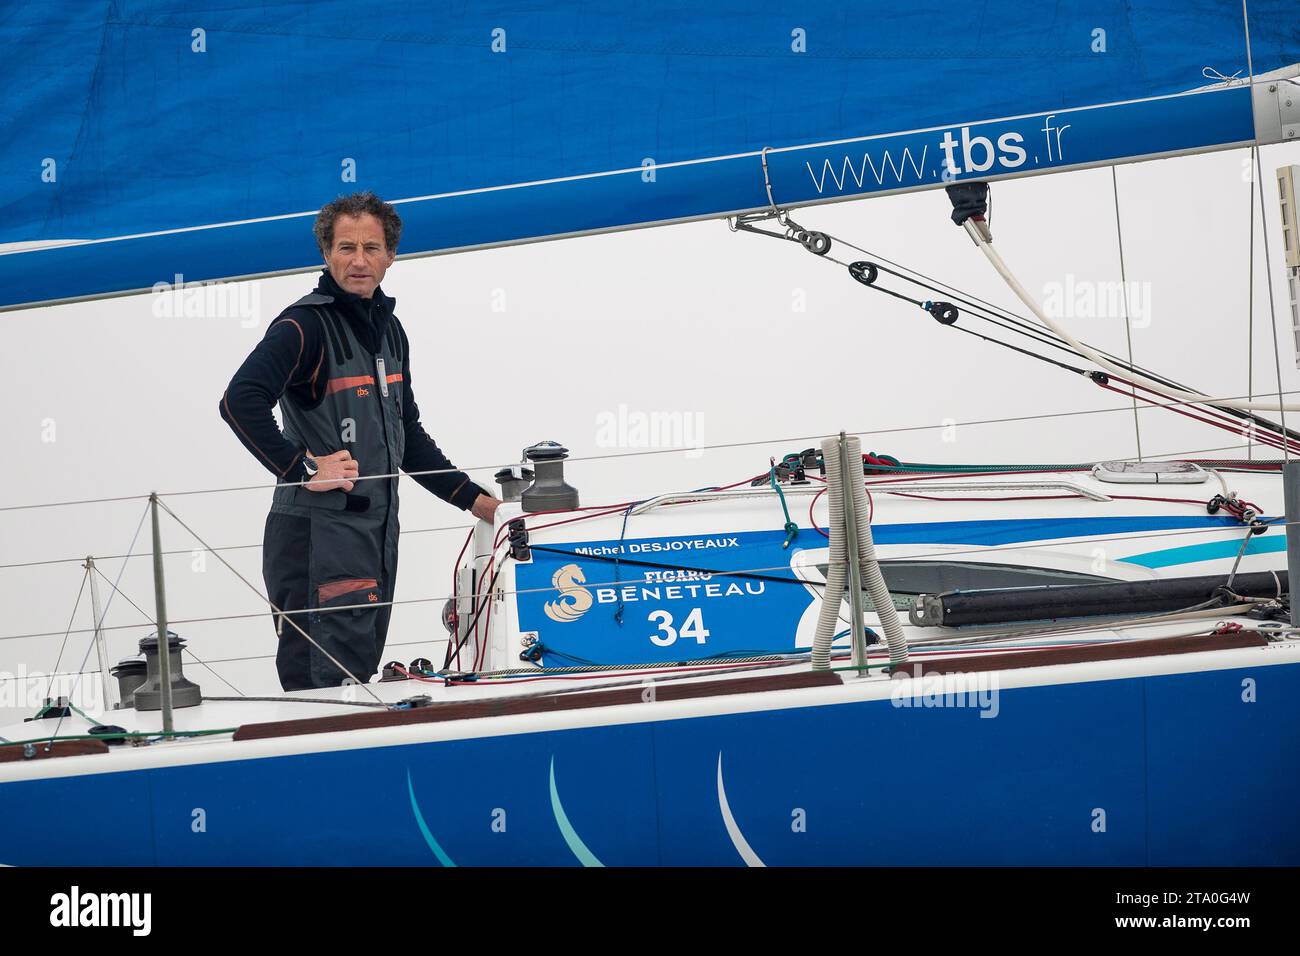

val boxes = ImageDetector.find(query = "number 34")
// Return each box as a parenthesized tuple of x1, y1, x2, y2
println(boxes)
(648, 608, 710, 647)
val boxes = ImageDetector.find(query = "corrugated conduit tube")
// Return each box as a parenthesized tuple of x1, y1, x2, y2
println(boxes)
(844, 435, 909, 668)
(811, 436, 908, 670)
(811, 438, 849, 670)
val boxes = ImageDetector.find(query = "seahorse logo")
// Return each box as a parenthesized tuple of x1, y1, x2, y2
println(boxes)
(543, 564, 593, 623)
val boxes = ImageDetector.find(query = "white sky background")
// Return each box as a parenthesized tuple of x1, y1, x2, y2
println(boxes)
(1, 142, 1298, 722)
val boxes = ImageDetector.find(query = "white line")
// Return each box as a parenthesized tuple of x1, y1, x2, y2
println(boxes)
(2, 646, 1294, 785)
(1, 78, 1271, 259)
(717, 751, 765, 867)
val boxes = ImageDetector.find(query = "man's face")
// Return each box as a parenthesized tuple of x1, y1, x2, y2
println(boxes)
(325, 213, 395, 298)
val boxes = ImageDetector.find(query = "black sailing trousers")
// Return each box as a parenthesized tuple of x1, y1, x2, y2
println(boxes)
(262, 510, 395, 691)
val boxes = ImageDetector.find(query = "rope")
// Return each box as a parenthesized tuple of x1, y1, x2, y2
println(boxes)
(612, 502, 636, 626)
(40, 539, 108, 750)
(89, 564, 245, 697)
(1, 727, 240, 748)
(39, 567, 89, 717)
(1, 445, 1291, 651)
(1202, 67, 1245, 85)
(446, 655, 806, 686)
(769, 466, 799, 548)
(1094, 378, 1299, 455)
(0, 635, 456, 683)
(56, 502, 149, 717)
(201, 695, 387, 708)
(8, 390, 1300, 518)
(1, 500, 1293, 648)
(1247, 144, 1258, 459)
(0, 521, 475, 571)
(153, 496, 384, 705)
(48, 502, 150, 742)
(1111, 166, 1143, 460)
(465, 616, 1258, 686)
(1242, 0, 1290, 456)
(820, 230, 1300, 443)
(828, 249, 1098, 379)
(943, 321, 1091, 376)
(1224, 528, 1257, 593)
(1254, 144, 1291, 461)
(964, 211, 1296, 415)
(828, 235, 1190, 390)
(67, 701, 98, 724)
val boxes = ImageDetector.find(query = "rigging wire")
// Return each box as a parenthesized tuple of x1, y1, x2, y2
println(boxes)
(1240, 0, 1290, 455)
(2, 455, 1289, 642)
(0, 635, 466, 683)
(1095, 377, 1297, 454)
(37, 565, 89, 749)
(2, 728, 240, 749)
(89, 563, 245, 697)
(1111, 165, 1144, 460)
(409, 472, 1289, 672)
(4, 178, 1291, 697)
(1255, 143, 1291, 462)
(819, 230, 1300, 443)
(0, 513, 1287, 648)
(825, 234, 1257, 409)
(153, 495, 385, 705)
(829, 236, 1300, 452)
(0, 521, 477, 572)
(48, 503, 151, 738)
(8, 387, 1300, 518)
(30, 505, 146, 749)
(962, 216, 1299, 414)
(1, 615, 1273, 695)
(1247, 145, 1258, 459)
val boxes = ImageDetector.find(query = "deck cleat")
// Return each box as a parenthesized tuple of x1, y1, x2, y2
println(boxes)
(379, 661, 409, 682)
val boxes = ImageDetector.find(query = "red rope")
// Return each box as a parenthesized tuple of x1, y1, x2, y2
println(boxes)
(809, 487, 829, 538)
(807, 482, 872, 535)
(1096, 376, 1300, 454)
(444, 527, 476, 671)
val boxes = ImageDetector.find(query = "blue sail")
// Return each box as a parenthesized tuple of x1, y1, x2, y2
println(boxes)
(2, 1, 1298, 311)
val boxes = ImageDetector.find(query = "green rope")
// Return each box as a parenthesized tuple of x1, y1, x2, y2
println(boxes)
(27, 701, 97, 723)
(830, 661, 891, 673)
(1, 727, 239, 749)
(784, 447, 1283, 479)
(792, 451, 1095, 476)
(68, 702, 99, 723)
(769, 467, 799, 548)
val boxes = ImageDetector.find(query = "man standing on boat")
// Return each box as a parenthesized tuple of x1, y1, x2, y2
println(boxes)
(220, 191, 500, 690)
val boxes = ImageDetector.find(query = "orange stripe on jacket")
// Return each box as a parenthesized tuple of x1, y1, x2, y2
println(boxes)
(317, 578, 379, 603)
(324, 375, 375, 396)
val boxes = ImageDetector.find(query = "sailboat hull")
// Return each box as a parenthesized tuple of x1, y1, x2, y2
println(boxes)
(2, 650, 1296, 866)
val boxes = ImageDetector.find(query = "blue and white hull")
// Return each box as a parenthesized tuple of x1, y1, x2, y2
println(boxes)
(3, 463, 1298, 865)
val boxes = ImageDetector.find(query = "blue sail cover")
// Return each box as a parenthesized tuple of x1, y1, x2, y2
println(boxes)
(2, 1, 1298, 311)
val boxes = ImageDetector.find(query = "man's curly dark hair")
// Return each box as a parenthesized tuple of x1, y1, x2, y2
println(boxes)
(314, 191, 402, 256)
